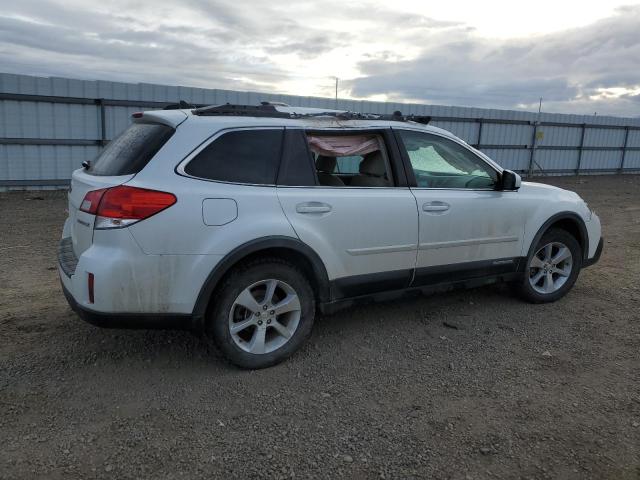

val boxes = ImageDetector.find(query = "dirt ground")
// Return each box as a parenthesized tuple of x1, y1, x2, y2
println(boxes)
(0, 175, 639, 480)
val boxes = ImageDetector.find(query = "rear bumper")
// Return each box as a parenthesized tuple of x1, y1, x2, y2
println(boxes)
(57, 229, 221, 317)
(60, 277, 194, 330)
(583, 237, 603, 268)
(57, 232, 214, 331)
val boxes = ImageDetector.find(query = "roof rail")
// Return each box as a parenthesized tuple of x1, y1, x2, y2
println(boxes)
(261, 101, 291, 107)
(191, 103, 432, 125)
(192, 103, 292, 117)
(163, 100, 199, 110)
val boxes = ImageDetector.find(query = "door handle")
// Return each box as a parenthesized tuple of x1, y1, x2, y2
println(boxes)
(296, 202, 332, 214)
(422, 201, 450, 212)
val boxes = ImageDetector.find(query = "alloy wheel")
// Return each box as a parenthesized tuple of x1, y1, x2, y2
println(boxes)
(528, 241, 573, 294)
(228, 279, 302, 354)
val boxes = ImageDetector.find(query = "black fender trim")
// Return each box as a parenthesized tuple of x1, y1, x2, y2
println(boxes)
(528, 211, 590, 262)
(583, 236, 603, 268)
(191, 236, 331, 330)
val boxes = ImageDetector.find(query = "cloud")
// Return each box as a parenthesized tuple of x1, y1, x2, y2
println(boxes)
(0, 0, 291, 90)
(0, 0, 638, 116)
(347, 5, 640, 115)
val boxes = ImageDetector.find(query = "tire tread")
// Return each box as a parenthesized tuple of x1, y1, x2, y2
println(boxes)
(517, 228, 582, 304)
(207, 257, 315, 369)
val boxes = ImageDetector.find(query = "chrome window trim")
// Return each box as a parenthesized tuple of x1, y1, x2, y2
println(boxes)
(276, 185, 413, 190)
(175, 125, 509, 191)
(175, 126, 284, 187)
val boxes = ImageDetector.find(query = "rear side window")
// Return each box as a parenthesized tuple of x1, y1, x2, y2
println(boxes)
(89, 123, 174, 176)
(185, 129, 283, 184)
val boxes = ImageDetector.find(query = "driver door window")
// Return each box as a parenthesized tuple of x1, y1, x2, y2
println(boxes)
(397, 130, 498, 189)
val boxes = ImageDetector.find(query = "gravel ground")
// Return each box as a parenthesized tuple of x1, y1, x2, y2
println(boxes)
(1, 174, 639, 480)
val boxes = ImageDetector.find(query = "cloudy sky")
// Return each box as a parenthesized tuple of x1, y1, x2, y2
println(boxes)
(1, 0, 639, 116)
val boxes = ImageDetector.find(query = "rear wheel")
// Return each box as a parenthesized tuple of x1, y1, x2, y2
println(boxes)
(208, 259, 315, 369)
(517, 228, 582, 303)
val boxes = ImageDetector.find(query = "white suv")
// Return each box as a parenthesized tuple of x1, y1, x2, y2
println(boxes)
(58, 103, 603, 368)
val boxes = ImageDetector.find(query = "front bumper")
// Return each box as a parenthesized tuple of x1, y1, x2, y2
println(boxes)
(583, 236, 603, 268)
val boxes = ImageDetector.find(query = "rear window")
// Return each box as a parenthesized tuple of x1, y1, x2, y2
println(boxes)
(184, 129, 283, 184)
(88, 123, 174, 176)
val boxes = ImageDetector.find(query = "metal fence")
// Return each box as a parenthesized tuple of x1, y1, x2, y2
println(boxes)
(1, 73, 640, 189)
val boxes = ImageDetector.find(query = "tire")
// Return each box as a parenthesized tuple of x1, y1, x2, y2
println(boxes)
(207, 258, 315, 369)
(517, 228, 582, 303)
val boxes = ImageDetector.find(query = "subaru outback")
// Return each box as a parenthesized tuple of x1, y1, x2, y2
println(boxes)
(58, 103, 603, 368)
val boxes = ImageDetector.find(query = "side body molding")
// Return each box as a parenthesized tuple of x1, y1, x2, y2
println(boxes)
(191, 236, 330, 328)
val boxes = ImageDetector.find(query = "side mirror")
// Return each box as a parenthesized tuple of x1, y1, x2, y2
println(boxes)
(501, 170, 521, 191)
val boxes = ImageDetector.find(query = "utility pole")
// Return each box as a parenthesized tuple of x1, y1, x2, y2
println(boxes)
(528, 97, 543, 177)
(335, 77, 339, 107)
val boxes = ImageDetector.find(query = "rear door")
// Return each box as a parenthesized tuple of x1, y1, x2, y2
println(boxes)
(276, 128, 419, 299)
(393, 128, 527, 285)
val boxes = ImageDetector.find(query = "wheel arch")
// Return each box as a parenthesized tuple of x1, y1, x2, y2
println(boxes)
(527, 212, 588, 262)
(191, 236, 330, 331)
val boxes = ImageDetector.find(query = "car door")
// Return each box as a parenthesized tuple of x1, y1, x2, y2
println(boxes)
(393, 128, 528, 285)
(276, 128, 419, 299)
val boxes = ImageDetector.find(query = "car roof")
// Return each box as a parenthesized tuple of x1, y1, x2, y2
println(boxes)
(137, 104, 456, 139)
(134, 103, 504, 173)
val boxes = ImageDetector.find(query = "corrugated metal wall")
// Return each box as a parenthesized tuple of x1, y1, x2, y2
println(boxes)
(2, 72, 640, 189)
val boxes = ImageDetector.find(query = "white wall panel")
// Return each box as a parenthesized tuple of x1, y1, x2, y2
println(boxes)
(482, 124, 532, 146)
(622, 151, 640, 169)
(626, 130, 640, 148)
(483, 149, 530, 171)
(430, 121, 478, 144)
(579, 150, 622, 171)
(536, 126, 582, 147)
(533, 150, 579, 172)
(2, 72, 640, 189)
(583, 128, 626, 147)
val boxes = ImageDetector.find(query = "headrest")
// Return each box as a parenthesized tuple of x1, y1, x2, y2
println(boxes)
(359, 151, 386, 177)
(316, 155, 336, 173)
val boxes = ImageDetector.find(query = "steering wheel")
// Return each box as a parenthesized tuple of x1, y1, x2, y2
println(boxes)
(464, 175, 494, 189)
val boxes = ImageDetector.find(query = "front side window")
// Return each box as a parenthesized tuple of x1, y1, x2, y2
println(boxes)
(185, 129, 283, 184)
(397, 130, 498, 189)
(307, 133, 393, 187)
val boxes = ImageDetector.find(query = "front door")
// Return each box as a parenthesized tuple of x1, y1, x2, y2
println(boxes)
(394, 128, 526, 285)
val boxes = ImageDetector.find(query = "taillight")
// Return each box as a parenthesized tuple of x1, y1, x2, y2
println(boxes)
(80, 186, 176, 229)
(79, 188, 107, 214)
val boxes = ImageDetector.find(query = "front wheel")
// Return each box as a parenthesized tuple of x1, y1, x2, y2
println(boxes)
(517, 228, 582, 303)
(207, 258, 315, 369)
